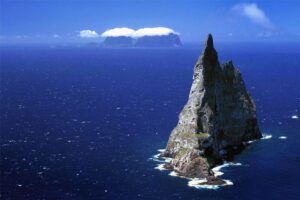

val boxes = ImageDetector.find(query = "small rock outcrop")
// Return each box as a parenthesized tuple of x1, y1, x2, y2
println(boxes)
(161, 34, 261, 185)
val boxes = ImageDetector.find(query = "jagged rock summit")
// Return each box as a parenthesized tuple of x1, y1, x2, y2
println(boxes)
(161, 33, 261, 185)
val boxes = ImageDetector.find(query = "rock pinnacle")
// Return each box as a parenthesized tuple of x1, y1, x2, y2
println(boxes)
(205, 33, 214, 49)
(201, 33, 218, 66)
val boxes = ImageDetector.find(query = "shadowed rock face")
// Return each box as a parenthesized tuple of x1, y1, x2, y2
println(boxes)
(162, 33, 261, 185)
(135, 33, 182, 47)
(102, 33, 182, 48)
(102, 36, 134, 47)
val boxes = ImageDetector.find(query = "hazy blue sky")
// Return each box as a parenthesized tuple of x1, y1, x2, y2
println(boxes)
(1, 0, 300, 44)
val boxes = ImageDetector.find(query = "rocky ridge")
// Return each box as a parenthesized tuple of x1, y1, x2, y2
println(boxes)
(161, 34, 261, 185)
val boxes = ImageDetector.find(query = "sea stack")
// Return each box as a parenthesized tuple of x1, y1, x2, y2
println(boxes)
(162, 34, 261, 185)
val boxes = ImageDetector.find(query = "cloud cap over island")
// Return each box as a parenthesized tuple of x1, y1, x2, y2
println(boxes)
(99, 27, 182, 47)
(101, 27, 179, 38)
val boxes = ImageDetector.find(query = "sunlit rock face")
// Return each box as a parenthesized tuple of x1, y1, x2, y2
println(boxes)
(162, 33, 261, 185)
(135, 33, 182, 47)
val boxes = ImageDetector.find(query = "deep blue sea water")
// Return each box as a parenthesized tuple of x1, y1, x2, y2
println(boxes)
(1, 44, 300, 200)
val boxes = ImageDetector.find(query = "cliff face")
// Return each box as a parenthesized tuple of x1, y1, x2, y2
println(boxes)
(102, 36, 134, 47)
(101, 33, 182, 48)
(135, 33, 182, 47)
(162, 34, 261, 184)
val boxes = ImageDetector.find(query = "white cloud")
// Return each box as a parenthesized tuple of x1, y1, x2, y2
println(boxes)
(101, 27, 135, 37)
(133, 27, 178, 37)
(101, 27, 178, 38)
(53, 34, 60, 38)
(232, 3, 274, 29)
(79, 30, 99, 38)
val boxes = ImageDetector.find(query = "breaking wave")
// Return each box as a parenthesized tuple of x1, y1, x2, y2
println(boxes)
(188, 178, 233, 190)
(278, 136, 287, 139)
(261, 133, 272, 140)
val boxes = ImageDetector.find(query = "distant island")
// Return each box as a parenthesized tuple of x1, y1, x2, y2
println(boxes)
(101, 27, 182, 48)
(159, 34, 262, 186)
(102, 36, 134, 48)
(135, 33, 182, 47)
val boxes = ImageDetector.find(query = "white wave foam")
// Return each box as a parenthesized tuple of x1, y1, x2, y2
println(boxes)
(157, 149, 166, 153)
(213, 169, 224, 177)
(187, 178, 233, 190)
(278, 136, 287, 139)
(189, 184, 220, 190)
(246, 140, 256, 144)
(224, 179, 234, 185)
(150, 150, 172, 163)
(148, 153, 163, 162)
(188, 178, 208, 187)
(169, 171, 179, 177)
(149, 157, 164, 162)
(153, 153, 160, 159)
(163, 157, 172, 163)
(291, 115, 299, 119)
(246, 133, 273, 143)
(212, 162, 241, 177)
(155, 164, 167, 171)
(262, 134, 272, 140)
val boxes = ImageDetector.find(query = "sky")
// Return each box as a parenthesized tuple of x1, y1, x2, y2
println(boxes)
(1, 0, 300, 44)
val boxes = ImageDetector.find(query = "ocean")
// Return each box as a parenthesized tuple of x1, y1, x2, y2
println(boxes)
(1, 43, 300, 200)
